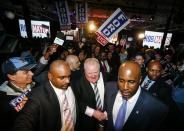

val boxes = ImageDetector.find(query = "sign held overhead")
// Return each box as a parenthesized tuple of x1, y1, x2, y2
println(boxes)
(96, 8, 130, 46)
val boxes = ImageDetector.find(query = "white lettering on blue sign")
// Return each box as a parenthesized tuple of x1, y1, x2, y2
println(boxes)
(101, 11, 128, 38)
(78, 3, 86, 22)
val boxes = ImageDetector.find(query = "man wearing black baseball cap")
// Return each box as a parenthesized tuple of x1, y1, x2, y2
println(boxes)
(0, 57, 36, 131)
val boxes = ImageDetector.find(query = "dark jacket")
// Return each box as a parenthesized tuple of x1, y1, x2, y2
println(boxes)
(13, 80, 79, 131)
(104, 81, 169, 131)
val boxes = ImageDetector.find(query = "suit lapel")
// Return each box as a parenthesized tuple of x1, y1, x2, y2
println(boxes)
(45, 81, 62, 130)
(109, 89, 118, 129)
(83, 76, 96, 101)
(124, 89, 145, 128)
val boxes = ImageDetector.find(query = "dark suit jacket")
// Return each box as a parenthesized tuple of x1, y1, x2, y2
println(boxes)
(141, 76, 173, 106)
(104, 81, 169, 131)
(74, 74, 105, 131)
(13, 80, 79, 131)
(141, 76, 181, 130)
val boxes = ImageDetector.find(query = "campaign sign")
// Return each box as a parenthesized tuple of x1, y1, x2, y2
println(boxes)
(96, 8, 130, 46)
(55, 0, 71, 28)
(31, 20, 50, 38)
(143, 31, 164, 49)
(9, 89, 31, 112)
(18, 19, 28, 38)
(96, 32, 109, 46)
(76, 2, 88, 23)
(165, 33, 172, 46)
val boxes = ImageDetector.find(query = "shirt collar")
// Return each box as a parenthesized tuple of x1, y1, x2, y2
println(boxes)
(49, 81, 65, 95)
(9, 81, 33, 93)
(117, 87, 141, 103)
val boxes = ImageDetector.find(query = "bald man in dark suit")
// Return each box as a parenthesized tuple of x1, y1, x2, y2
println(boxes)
(105, 61, 169, 131)
(14, 60, 79, 131)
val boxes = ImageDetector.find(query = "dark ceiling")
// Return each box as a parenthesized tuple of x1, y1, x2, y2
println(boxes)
(0, 0, 184, 32)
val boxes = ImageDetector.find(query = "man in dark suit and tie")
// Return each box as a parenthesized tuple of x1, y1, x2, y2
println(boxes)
(75, 58, 107, 131)
(141, 60, 180, 130)
(105, 61, 168, 131)
(141, 60, 172, 105)
(13, 60, 79, 131)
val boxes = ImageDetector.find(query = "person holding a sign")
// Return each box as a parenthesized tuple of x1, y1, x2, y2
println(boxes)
(0, 57, 36, 131)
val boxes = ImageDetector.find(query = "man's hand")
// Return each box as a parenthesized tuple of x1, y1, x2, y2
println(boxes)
(44, 44, 58, 60)
(92, 110, 108, 121)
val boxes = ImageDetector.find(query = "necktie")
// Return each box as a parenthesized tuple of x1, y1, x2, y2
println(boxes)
(102, 61, 107, 72)
(94, 83, 103, 110)
(143, 79, 152, 89)
(63, 93, 73, 125)
(115, 100, 127, 131)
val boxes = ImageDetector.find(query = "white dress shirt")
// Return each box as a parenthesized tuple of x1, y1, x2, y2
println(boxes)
(85, 72, 105, 117)
(50, 81, 76, 126)
(113, 87, 141, 125)
(141, 76, 155, 90)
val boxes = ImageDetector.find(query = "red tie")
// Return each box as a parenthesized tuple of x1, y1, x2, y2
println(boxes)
(102, 61, 107, 72)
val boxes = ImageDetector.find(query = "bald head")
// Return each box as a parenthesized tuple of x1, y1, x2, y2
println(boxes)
(148, 60, 162, 70)
(118, 61, 141, 100)
(65, 55, 80, 71)
(147, 60, 162, 80)
(119, 61, 141, 79)
(49, 60, 69, 74)
(48, 60, 71, 90)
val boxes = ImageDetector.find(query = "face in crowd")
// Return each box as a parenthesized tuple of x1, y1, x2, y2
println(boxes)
(147, 60, 162, 81)
(48, 60, 71, 90)
(71, 56, 81, 71)
(84, 58, 100, 84)
(118, 61, 141, 100)
(134, 55, 144, 66)
(8, 70, 34, 88)
(66, 55, 81, 71)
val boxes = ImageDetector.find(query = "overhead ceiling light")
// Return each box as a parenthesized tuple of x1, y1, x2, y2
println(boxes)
(138, 33, 145, 39)
(5, 11, 15, 19)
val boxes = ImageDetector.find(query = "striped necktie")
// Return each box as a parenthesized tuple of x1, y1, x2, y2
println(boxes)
(94, 83, 103, 110)
(63, 93, 73, 125)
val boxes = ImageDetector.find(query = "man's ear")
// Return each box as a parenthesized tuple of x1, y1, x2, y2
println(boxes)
(139, 76, 142, 84)
(7, 74, 16, 80)
(48, 72, 52, 80)
(146, 67, 148, 72)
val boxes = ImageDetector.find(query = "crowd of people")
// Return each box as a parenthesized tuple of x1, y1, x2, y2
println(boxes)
(0, 37, 184, 131)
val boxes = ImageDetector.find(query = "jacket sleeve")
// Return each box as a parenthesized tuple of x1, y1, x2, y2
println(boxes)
(13, 93, 40, 131)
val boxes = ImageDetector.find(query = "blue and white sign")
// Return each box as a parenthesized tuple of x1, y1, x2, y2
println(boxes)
(96, 8, 130, 42)
(165, 33, 172, 46)
(76, 2, 88, 24)
(55, 0, 71, 29)
(143, 31, 173, 49)
(9, 89, 31, 112)
(18, 19, 28, 38)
